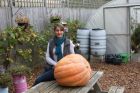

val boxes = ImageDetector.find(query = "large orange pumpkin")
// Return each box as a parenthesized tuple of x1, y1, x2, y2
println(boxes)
(54, 54, 92, 87)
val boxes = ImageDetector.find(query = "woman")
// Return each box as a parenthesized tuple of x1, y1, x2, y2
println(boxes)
(34, 24, 75, 85)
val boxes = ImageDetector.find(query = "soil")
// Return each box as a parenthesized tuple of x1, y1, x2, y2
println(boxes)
(10, 61, 140, 93)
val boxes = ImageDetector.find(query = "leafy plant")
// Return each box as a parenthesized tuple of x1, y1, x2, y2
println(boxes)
(17, 49, 32, 62)
(15, 15, 29, 24)
(50, 15, 61, 23)
(0, 26, 38, 68)
(66, 19, 85, 43)
(0, 73, 12, 88)
(131, 24, 140, 53)
(8, 65, 31, 76)
(28, 30, 53, 68)
(0, 27, 16, 69)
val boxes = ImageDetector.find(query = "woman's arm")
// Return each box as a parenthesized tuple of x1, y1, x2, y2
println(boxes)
(46, 43, 57, 66)
(69, 40, 75, 54)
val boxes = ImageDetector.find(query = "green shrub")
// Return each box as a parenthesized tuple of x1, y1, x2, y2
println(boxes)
(66, 19, 85, 43)
(50, 15, 61, 24)
(0, 73, 12, 88)
(8, 65, 31, 76)
(131, 25, 140, 52)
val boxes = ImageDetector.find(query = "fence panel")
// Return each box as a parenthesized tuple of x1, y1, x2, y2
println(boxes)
(0, 0, 9, 7)
(11, 8, 96, 31)
(0, 0, 110, 31)
(0, 8, 12, 31)
(0, 7, 96, 31)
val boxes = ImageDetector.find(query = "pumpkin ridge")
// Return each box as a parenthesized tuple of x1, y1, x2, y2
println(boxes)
(72, 71, 91, 86)
(54, 64, 85, 79)
(56, 69, 88, 84)
(54, 62, 83, 73)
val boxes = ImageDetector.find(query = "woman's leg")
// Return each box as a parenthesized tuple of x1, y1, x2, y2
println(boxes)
(33, 68, 55, 86)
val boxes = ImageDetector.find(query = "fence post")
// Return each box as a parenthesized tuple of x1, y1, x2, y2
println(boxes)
(82, 0, 84, 7)
(44, 0, 46, 7)
(8, 0, 14, 27)
(67, 0, 69, 8)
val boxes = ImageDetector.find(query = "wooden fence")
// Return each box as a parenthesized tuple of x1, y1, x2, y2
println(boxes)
(0, 0, 110, 31)
(0, 0, 110, 8)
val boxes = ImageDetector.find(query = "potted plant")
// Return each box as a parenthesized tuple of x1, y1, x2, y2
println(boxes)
(0, 73, 12, 93)
(50, 15, 61, 23)
(15, 15, 30, 27)
(9, 65, 31, 93)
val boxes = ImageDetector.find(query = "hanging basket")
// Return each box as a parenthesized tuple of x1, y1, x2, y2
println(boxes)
(17, 23, 29, 27)
(50, 18, 61, 23)
(50, 15, 61, 23)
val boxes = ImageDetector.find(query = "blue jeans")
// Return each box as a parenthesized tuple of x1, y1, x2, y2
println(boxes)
(33, 67, 55, 86)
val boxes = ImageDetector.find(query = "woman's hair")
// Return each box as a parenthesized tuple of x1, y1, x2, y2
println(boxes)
(54, 23, 64, 31)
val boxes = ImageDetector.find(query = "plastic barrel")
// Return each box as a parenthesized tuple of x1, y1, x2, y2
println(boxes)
(90, 29, 106, 56)
(77, 29, 90, 54)
(0, 87, 8, 93)
(13, 75, 28, 93)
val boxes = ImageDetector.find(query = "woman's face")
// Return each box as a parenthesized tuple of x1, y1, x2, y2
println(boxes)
(54, 27, 64, 38)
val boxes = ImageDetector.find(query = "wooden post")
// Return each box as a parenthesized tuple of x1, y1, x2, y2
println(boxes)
(8, 0, 14, 27)
(44, 0, 46, 7)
